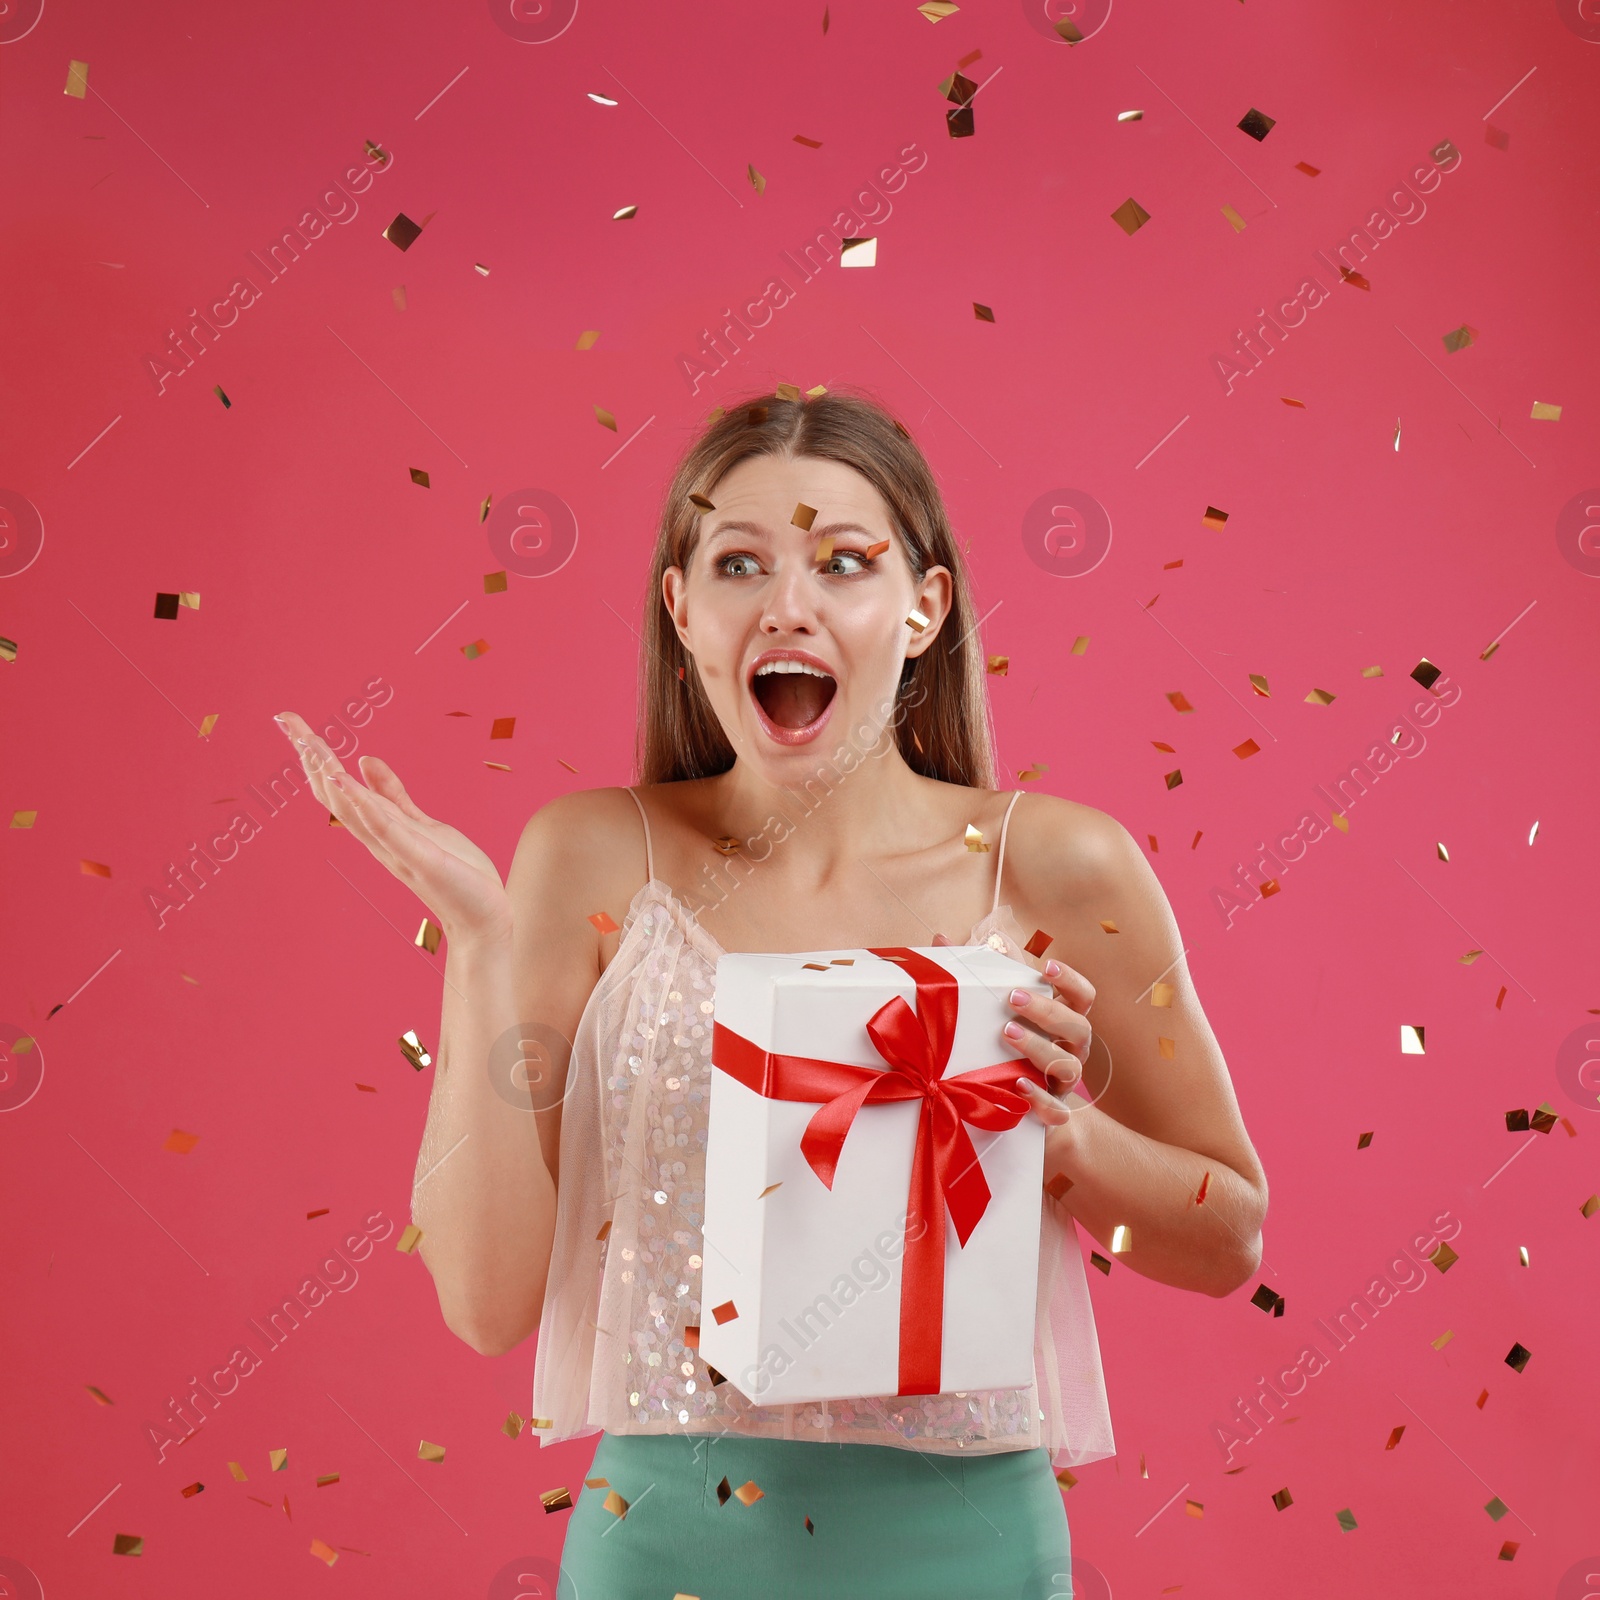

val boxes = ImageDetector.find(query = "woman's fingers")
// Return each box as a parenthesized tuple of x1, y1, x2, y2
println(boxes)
(1004, 1020, 1084, 1090)
(1014, 1074, 1072, 1127)
(1043, 957, 1095, 1016)
(357, 755, 434, 826)
(1005, 986, 1091, 1061)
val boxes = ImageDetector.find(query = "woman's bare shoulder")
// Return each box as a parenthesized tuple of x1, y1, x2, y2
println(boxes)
(1004, 790, 1146, 903)
(506, 786, 652, 930)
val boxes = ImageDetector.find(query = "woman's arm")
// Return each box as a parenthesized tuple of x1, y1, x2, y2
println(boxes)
(1003, 798, 1269, 1298)
(412, 789, 637, 1355)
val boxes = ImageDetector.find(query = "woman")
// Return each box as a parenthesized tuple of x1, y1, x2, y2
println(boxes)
(274, 389, 1268, 1598)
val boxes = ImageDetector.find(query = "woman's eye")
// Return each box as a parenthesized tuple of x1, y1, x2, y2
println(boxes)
(719, 554, 760, 577)
(823, 551, 867, 575)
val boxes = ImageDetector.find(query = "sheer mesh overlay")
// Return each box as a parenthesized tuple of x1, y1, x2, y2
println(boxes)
(530, 866, 1117, 1469)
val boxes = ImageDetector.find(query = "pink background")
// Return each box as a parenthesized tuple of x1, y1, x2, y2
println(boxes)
(3, 0, 1598, 1594)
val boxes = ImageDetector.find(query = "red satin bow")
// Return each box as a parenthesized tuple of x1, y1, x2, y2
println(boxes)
(710, 947, 1045, 1395)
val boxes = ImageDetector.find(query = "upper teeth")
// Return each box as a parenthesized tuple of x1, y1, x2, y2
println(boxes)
(756, 660, 830, 677)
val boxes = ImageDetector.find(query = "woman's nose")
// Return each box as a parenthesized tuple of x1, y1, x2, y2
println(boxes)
(759, 560, 821, 632)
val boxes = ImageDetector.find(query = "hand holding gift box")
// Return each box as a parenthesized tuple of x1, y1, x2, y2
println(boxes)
(701, 945, 1053, 1407)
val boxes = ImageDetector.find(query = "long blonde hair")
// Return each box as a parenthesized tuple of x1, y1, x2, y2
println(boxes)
(637, 388, 996, 790)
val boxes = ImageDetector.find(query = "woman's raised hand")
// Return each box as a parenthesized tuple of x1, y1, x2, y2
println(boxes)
(274, 712, 514, 948)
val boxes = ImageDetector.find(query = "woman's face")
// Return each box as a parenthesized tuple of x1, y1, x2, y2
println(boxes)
(663, 452, 952, 779)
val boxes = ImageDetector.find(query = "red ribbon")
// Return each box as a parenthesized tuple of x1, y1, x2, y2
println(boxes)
(710, 947, 1045, 1396)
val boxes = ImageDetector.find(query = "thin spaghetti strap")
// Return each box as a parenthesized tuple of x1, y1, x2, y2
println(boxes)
(991, 790, 1024, 915)
(625, 787, 656, 885)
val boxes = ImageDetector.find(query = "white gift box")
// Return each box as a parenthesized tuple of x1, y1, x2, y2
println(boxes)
(700, 944, 1051, 1407)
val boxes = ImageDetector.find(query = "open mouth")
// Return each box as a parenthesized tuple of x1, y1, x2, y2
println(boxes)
(749, 653, 838, 744)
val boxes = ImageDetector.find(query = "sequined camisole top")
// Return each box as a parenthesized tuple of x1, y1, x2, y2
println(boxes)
(529, 787, 1116, 1468)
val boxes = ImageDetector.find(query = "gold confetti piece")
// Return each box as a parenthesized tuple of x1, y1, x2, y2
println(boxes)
(64, 58, 91, 97)
(397, 1224, 424, 1254)
(1017, 764, 1046, 781)
(758, 1182, 783, 1198)
(86, 1384, 113, 1405)
(1505, 1341, 1531, 1372)
(1271, 1486, 1293, 1511)
(1221, 204, 1247, 232)
(595, 406, 618, 431)
(987, 655, 1009, 675)
(584, 1476, 611, 1489)
(774, 383, 802, 403)
(711, 1299, 739, 1324)
(316, 1473, 339, 1488)
(1357, 1131, 1373, 1148)
(1089, 1249, 1111, 1276)
(558, 758, 579, 774)
(1330, 811, 1349, 833)
(1151, 982, 1175, 1007)
(1111, 197, 1151, 235)
(612, 205, 637, 220)
(596, 1220, 612, 1242)
(839, 236, 877, 266)
(1070, 636, 1090, 656)
(306, 1208, 329, 1220)
(1518, 1245, 1529, 1267)
(734, 1480, 764, 1506)
(112, 1533, 143, 1556)
(905, 607, 930, 633)
(80, 859, 112, 880)
(1582, 1195, 1599, 1219)
(1238, 106, 1276, 140)
(540, 1486, 573, 1513)
(1435, 840, 1452, 864)
(502, 1411, 526, 1440)
(1054, 16, 1084, 40)
(530, 1416, 554, 1429)
(1110, 1224, 1132, 1253)
(227, 1461, 248, 1481)
(1305, 687, 1335, 706)
(417, 1440, 445, 1463)
(713, 836, 742, 855)
(1399, 1024, 1425, 1055)
(747, 164, 766, 194)
(572, 329, 602, 352)
(1117, 109, 1144, 122)
(864, 538, 890, 558)
(399, 1029, 432, 1071)
(603, 1489, 629, 1518)
(1431, 1328, 1454, 1350)
(10, 810, 36, 828)
(461, 638, 490, 659)
(974, 302, 995, 322)
(918, 0, 960, 18)
(310, 1539, 339, 1566)
(163, 1129, 200, 1154)
(1201, 505, 1229, 530)
(270, 1449, 289, 1472)
(472, 262, 490, 276)
(1295, 160, 1321, 175)
(830, 957, 855, 965)
(1392, 418, 1402, 451)
(589, 910, 619, 934)
(383, 213, 424, 251)
(1166, 691, 1195, 713)
(2, 634, 21, 661)
(806, 384, 828, 398)
(1184, 1500, 1204, 1518)
(1024, 929, 1053, 958)
(689, 492, 717, 511)
(409, 467, 431, 488)
(791, 502, 818, 530)
(416, 919, 442, 954)
(213, 384, 232, 409)
(1163, 769, 1182, 790)
(1530, 400, 1562, 421)
(1485, 1495, 1509, 1520)
(1155, 1036, 1175, 1062)
(964, 823, 989, 853)
(392, 284, 408, 311)
(1442, 324, 1478, 353)
(1054, 1467, 1079, 1491)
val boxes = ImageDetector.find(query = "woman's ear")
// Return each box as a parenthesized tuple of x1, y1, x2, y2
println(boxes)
(662, 565, 691, 647)
(905, 565, 954, 658)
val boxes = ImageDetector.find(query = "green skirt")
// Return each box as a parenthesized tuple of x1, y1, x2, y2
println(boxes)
(557, 1430, 1072, 1600)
